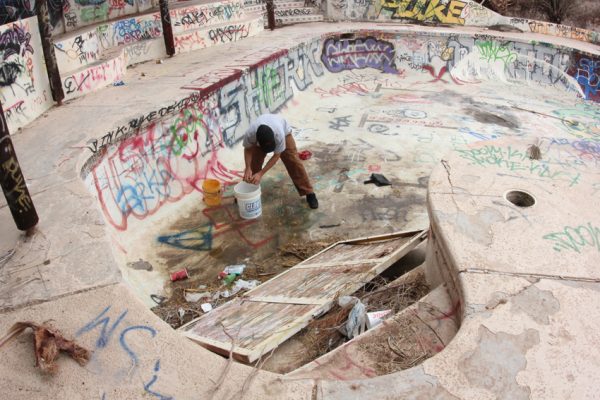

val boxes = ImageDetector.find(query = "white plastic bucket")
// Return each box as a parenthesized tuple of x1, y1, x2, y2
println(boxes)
(234, 182, 262, 219)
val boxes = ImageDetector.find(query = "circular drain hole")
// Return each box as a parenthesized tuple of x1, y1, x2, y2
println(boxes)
(505, 190, 535, 208)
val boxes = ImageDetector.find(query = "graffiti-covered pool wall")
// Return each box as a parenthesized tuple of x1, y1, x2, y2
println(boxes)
(83, 29, 600, 237)
(0, 16, 53, 132)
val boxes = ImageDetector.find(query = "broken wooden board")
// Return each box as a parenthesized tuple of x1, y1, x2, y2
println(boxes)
(180, 229, 428, 363)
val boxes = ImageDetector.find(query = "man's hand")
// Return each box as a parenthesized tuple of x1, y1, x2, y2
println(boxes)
(249, 172, 263, 185)
(243, 167, 253, 183)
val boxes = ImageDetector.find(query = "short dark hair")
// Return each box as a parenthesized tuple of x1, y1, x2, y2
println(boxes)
(256, 125, 276, 153)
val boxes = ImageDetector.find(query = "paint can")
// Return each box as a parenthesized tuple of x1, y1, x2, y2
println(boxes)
(233, 181, 262, 219)
(170, 268, 189, 282)
(202, 179, 222, 206)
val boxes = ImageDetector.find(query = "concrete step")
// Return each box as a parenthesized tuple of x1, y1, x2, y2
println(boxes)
(244, 0, 313, 11)
(274, 0, 307, 7)
(53, 11, 164, 74)
(274, 6, 320, 18)
(170, 0, 248, 34)
(60, 47, 128, 101)
(243, 2, 323, 27)
(244, 3, 265, 13)
(174, 14, 263, 54)
(275, 12, 323, 26)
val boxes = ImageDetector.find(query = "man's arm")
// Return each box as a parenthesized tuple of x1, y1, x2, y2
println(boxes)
(249, 153, 280, 184)
(243, 147, 254, 182)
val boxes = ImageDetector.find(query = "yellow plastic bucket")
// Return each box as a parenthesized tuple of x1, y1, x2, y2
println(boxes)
(202, 179, 222, 206)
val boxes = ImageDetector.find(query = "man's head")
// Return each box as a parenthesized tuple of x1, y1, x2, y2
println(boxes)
(256, 125, 276, 153)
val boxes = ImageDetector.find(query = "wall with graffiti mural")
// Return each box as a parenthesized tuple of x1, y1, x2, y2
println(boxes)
(53, 11, 166, 101)
(54, 12, 164, 73)
(83, 29, 600, 238)
(324, 0, 600, 45)
(83, 38, 325, 232)
(0, 0, 160, 35)
(0, 16, 53, 132)
(326, 0, 503, 25)
(60, 0, 156, 32)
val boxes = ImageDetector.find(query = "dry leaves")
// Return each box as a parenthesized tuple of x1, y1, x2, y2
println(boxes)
(0, 321, 91, 374)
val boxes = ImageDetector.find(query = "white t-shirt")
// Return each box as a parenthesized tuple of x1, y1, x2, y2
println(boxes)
(242, 114, 290, 154)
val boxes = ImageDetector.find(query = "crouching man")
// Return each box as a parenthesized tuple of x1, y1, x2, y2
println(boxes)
(242, 113, 318, 209)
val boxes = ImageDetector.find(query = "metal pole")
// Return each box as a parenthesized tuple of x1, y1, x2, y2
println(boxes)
(266, 0, 276, 30)
(159, 0, 176, 56)
(0, 103, 39, 232)
(35, 0, 65, 105)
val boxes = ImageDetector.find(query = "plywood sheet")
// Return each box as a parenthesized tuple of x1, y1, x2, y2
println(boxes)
(301, 236, 411, 265)
(246, 263, 377, 300)
(184, 298, 317, 360)
(181, 229, 427, 362)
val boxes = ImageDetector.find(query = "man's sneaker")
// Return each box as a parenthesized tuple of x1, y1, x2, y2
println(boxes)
(306, 193, 318, 209)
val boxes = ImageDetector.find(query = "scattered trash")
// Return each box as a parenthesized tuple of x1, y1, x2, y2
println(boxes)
(170, 268, 189, 282)
(223, 264, 245, 275)
(364, 173, 391, 187)
(0, 322, 90, 374)
(184, 291, 211, 303)
(152, 236, 341, 330)
(201, 303, 213, 313)
(156, 59, 163, 64)
(338, 296, 357, 308)
(223, 273, 237, 285)
(299, 150, 312, 160)
(178, 308, 185, 319)
(367, 309, 392, 328)
(338, 296, 368, 339)
(112, 80, 125, 86)
(217, 279, 260, 298)
(235, 279, 259, 291)
(150, 294, 167, 305)
(218, 289, 234, 298)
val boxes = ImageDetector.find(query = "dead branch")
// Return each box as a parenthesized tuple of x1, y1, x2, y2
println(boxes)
(209, 322, 240, 399)
(234, 347, 277, 400)
(387, 336, 406, 358)
(413, 313, 446, 347)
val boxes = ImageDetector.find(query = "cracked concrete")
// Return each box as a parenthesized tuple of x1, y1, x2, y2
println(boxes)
(510, 285, 560, 325)
(459, 326, 539, 399)
(0, 9, 599, 400)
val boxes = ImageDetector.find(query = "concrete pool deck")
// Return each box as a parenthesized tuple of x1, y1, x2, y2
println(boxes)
(1, 20, 600, 399)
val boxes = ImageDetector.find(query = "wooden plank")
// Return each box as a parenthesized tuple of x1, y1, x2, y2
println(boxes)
(342, 229, 425, 245)
(295, 259, 384, 268)
(181, 229, 428, 362)
(182, 299, 318, 356)
(246, 263, 377, 300)
(240, 296, 330, 305)
(245, 304, 332, 362)
(185, 335, 253, 360)
(297, 230, 423, 265)
(241, 229, 427, 296)
(300, 236, 412, 265)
